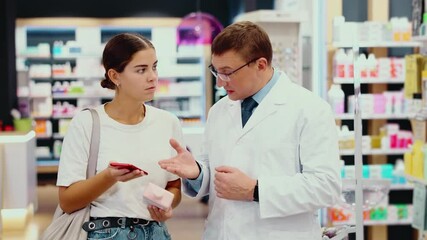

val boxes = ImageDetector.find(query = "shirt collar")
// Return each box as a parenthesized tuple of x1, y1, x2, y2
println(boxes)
(251, 69, 281, 104)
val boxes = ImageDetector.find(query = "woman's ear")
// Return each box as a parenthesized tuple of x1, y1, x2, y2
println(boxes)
(107, 69, 120, 86)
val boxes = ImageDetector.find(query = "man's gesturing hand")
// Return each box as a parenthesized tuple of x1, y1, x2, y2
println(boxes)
(158, 138, 200, 179)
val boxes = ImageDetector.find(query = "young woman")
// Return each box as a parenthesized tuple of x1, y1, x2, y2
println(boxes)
(56, 33, 182, 240)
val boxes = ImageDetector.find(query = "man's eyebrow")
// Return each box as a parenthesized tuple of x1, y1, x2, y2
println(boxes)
(212, 65, 232, 71)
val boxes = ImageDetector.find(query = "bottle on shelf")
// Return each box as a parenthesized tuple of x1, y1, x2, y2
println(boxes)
(346, 49, 354, 78)
(393, 159, 406, 184)
(53, 41, 64, 56)
(419, 13, 427, 36)
(367, 53, 378, 78)
(328, 84, 345, 114)
(357, 54, 368, 78)
(333, 48, 347, 78)
(53, 140, 62, 159)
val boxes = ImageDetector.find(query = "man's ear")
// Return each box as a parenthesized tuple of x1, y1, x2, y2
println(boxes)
(256, 57, 268, 71)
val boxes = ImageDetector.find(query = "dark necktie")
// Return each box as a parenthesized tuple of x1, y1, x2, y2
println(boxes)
(241, 97, 258, 127)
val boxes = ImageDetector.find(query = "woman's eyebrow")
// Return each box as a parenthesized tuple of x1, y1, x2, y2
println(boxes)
(134, 64, 148, 68)
(134, 60, 158, 68)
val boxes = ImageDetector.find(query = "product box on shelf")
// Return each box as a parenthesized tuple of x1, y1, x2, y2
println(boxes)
(404, 54, 426, 99)
(410, 118, 427, 142)
(412, 183, 427, 230)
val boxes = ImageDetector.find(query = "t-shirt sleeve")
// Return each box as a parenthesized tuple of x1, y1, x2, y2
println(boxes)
(56, 110, 92, 187)
(167, 116, 184, 182)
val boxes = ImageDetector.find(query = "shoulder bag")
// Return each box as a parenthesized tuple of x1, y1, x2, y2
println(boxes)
(41, 108, 100, 240)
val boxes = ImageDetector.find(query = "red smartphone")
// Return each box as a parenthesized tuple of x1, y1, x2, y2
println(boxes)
(109, 162, 148, 175)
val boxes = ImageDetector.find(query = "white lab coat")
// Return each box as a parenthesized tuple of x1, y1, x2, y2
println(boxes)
(183, 72, 341, 240)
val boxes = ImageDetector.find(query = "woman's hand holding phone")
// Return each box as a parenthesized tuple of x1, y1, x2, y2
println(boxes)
(108, 162, 148, 182)
(109, 162, 149, 174)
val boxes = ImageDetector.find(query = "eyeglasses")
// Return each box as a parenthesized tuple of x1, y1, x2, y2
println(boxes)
(208, 58, 258, 82)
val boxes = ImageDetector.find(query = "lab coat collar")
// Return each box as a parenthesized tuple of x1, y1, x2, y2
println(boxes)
(226, 71, 292, 139)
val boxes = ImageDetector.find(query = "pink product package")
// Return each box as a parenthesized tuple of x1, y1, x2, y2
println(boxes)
(143, 183, 174, 210)
(373, 94, 386, 114)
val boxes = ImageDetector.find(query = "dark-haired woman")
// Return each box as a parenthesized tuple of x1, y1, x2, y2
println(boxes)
(56, 33, 182, 240)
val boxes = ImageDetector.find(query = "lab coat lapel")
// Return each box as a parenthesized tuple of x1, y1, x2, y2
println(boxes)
(238, 73, 289, 139)
(226, 100, 243, 135)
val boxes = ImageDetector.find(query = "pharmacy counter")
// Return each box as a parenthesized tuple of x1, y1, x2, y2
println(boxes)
(0, 131, 37, 231)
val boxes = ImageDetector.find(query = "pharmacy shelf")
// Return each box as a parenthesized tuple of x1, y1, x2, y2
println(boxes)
(412, 36, 427, 42)
(405, 174, 427, 185)
(30, 77, 52, 80)
(158, 66, 203, 78)
(36, 135, 52, 140)
(52, 54, 101, 60)
(51, 115, 74, 119)
(52, 93, 114, 99)
(389, 184, 413, 190)
(336, 113, 409, 120)
(33, 115, 52, 119)
(332, 41, 421, 48)
(17, 54, 51, 59)
(37, 159, 59, 174)
(333, 77, 404, 84)
(336, 182, 412, 190)
(326, 226, 356, 240)
(172, 111, 202, 118)
(52, 92, 201, 100)
(18, 94, 51, 98)
(234, 9, 308, 23)
(332, 219, 412, 226)
(53, 133, 65, 139)
(155, 93, 202, 98)
(339, 148, 409, 156)
(52, 75, 79, 80)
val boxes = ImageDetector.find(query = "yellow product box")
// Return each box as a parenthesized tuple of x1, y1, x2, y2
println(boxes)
(404, 54, 425, 99)
(404, 151, 412, 175)
(370, 135, 381, 149)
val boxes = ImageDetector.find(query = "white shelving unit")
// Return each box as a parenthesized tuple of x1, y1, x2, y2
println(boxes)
(333, 218, 412, 226)
(339, 148, 409, 156)
(411, 36, 427, 42)
(333, 77, 404, 84)
(389, 184, 413, 190)
(235, 10, 307, 86)
(336, 113, 409, 120)
(332, 32, 419, 240)
(405, 173, 427, 240)
(332, 41, 421, 48)
(405, 175, 427, 185)
(51, 93, 114, 99)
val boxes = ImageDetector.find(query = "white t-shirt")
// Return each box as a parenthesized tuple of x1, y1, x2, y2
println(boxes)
(56, 104, 183, 219)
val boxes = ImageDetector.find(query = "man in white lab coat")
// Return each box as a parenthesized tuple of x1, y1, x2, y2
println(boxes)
(159, 21, 341, 240)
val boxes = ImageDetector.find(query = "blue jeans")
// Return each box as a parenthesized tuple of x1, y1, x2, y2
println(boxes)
(87, 222, 171, 240)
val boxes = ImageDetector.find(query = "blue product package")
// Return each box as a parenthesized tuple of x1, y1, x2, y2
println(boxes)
(363, 165, 370, 178)
(381, 164, 393, 179)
